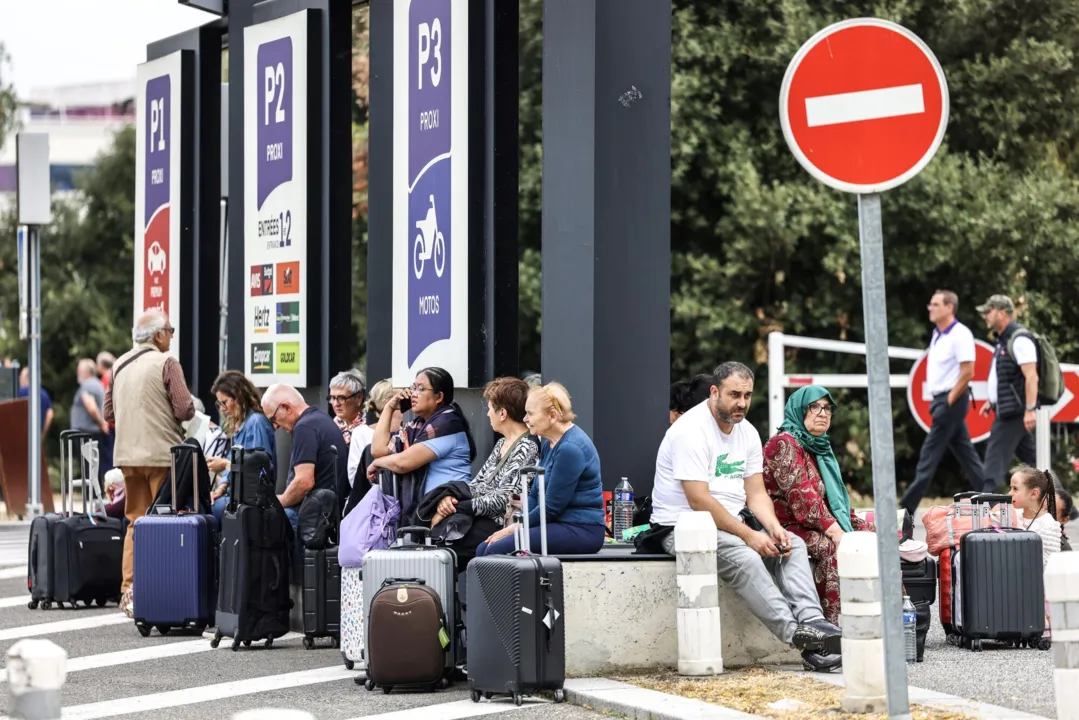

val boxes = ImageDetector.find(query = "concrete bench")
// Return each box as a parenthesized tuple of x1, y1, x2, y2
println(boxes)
(559, 545, 799, 675)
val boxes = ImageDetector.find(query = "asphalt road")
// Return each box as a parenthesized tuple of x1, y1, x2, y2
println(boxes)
(0, 525, 602, 720)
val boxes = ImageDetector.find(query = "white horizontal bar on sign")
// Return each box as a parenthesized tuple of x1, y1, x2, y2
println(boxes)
(786, 374, 908, 389)
(778, 334, 924, 361)
(805, 84, 925, 127)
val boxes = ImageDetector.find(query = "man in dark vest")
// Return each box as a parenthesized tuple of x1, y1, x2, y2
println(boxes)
(977, 295, 1038, 492)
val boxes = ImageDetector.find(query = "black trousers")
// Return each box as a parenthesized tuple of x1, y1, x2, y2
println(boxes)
(900, 392, 984, 515)
(981, 413, 1036, 493)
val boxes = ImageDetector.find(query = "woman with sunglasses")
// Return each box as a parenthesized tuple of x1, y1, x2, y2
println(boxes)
(328, 370, 369, 445)
(207, 370, 277, 522)
(762, 385, 873, 624)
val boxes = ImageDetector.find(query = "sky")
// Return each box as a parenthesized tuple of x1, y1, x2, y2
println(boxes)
(0, 0, 211, 97)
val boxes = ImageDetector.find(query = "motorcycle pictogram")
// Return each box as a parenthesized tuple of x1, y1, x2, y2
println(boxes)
(413, 194, 446, 279)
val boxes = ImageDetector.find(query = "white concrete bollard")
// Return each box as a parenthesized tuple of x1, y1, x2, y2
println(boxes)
(839, 531, 886, 714)
(232, 712, 316, 720)
(675, 511, 723, 675)
(7, 639, 67, 720)
(1045, 552, 1079, 720)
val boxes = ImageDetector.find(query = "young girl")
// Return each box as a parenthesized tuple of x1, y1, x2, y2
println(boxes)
(1009, 466, 1063, 565)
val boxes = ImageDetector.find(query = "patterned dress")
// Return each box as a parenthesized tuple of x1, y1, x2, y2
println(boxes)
(762, 432, 873, 624)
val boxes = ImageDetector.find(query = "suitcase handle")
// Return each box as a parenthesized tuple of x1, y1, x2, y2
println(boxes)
(517, 465, 547, 557)
(396, 526, 431, 540)
(382, 577, 426, 588)
(170, 443, 203, 515)
(229, 445, 246, 510)
(953, 491, 979, 503)
(59, 431, 92, 517)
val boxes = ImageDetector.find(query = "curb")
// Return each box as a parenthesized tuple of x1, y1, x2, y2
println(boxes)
(563, 678, 765, 720)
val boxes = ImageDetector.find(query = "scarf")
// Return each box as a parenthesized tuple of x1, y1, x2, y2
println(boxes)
(403, 401, 477, 462)
(779, 385, 852, 532)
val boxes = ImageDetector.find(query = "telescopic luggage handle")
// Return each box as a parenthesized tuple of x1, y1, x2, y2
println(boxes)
(517, 465, 548, 557)
(970, 493, 1015, 529)
(59, 430, 91, 517)
(170, 443, 203, 515)
(229, 444, 246, 510)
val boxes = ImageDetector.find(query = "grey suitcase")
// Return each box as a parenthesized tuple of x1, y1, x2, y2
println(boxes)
(358, 525, 458, 690)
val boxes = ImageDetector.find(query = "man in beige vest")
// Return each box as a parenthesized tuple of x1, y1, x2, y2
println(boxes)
(103, 308, 195, 617)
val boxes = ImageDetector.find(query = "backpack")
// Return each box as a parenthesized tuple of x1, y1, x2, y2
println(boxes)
(297, 488, 340, 550)
(1007, 328, 1064, 407)
(338, 477, 401, 568)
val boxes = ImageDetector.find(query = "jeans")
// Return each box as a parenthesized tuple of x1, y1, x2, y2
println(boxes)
(662, 529, 824, 645)
(477, 521, 605, 557)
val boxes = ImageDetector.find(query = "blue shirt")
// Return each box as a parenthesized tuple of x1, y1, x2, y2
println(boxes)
(18, 387, 52, 432)
(528, 425, 604, 527)
(421, 432, 473, 495)
(221, 412, 277, 486)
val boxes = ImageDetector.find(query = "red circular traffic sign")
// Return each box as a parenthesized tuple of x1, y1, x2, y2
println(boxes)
(780, 18, 949, 194)
(906, 340, 995, 443)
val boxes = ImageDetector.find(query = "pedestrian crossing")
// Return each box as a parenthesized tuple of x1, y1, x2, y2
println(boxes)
(0, 519, 591, 720)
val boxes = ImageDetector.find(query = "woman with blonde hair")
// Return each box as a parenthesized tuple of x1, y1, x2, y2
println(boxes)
(477, 382, 605, 556)
(347, 379, 394, 486)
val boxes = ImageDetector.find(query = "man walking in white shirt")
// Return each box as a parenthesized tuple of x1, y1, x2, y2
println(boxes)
(900, 291, 985, 514)
(978, 294, 1039, 491)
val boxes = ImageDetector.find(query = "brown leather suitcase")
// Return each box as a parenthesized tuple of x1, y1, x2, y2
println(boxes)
(366, 578, 450, 691)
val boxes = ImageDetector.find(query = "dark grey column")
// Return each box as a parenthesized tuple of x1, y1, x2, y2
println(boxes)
(365, 0, 394, 383)
(541, 0, 671, 496)
(148, 22, 223, 405)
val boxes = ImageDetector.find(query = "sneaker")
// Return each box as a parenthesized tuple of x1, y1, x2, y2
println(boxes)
(801, 649, 842, 672)
(119, 589, 134, 619)
(792, 617, 842, 655)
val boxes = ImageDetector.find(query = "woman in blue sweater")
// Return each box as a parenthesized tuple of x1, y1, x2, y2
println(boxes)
(477, 382, 605, 556)
(207, 370, 277, 522)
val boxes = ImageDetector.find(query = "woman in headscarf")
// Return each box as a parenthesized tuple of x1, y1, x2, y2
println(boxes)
(763, 385, 873, 624)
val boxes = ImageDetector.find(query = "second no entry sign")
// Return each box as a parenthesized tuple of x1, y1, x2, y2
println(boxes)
(779, 18, 949, 194)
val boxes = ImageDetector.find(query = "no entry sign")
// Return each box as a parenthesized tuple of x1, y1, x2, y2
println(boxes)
(780, 18, 949, 194)
(907, 340, 996, 443)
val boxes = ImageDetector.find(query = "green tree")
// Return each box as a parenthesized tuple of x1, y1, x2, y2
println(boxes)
(0, 43, 18, 154)
(0, 126, 136, 462)
(516, 0, 1079, 497)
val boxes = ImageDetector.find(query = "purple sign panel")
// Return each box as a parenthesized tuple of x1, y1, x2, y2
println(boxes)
(257, 37, 293, 210)
(407, 0, 452, 365)
(143, 74, 171, 226)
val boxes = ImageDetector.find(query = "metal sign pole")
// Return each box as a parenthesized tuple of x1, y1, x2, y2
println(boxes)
(858, 192, 911, 719)
(26, 225, 43, 519)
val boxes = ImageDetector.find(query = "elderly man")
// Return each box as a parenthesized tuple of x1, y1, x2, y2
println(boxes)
(104, 309, 195, 617)
(261, 384, 348, 527)
(71, 358, 108, 489)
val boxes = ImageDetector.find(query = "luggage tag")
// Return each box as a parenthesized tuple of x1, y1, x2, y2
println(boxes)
(438, 624, 450, 649)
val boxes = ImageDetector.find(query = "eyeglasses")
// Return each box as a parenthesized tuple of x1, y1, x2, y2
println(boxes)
(215, 399, 229, 410)
(327, 392, 359, 405)
(267, 404, 285, 429)
(807, 403, 836, 417)
(410, 384, 433, 395)
(161, 326, 175, 336)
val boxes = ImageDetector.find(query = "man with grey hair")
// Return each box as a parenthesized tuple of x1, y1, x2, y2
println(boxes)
(70, 358, 108, 490)
(103, 308, 195, 617)
(650, 361, 843, 672)
(261, 383, 348, 527)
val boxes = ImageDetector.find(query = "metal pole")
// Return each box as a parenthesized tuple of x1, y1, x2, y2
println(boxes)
(767, 331, 785, 437)
(857, 192, 910, 720)
(26, 225, 43, 519)
(218, 198, 229, 374)
(1035, 408, 1051, 470)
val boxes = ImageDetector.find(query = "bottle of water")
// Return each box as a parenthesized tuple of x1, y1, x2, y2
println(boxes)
(612, 477, 635, 541)
(903, 595, 917, 663)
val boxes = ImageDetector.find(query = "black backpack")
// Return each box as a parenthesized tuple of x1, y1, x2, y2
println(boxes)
(298, 488, 340, 550)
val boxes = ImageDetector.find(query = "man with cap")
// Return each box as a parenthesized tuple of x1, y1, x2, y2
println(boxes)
(977, 294, 1038, 491)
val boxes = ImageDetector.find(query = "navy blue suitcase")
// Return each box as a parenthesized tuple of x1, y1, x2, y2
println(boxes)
(133, 444, 217, 636)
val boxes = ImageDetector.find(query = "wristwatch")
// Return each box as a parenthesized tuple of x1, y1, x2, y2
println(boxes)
(1026, 404, 1037, 411)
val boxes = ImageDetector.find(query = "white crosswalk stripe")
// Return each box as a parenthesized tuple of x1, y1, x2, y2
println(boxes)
(0, 528, 28, 567)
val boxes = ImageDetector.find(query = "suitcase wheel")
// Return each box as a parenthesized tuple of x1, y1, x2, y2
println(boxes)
(210, 635, 221, 649)
(331, 637, 340, 649)
(382, 685, 393, 695)
(303, 637, 314, 650)
(27, 600, 38, 610)
(470, 690, 481, 703)
(438, 677, 451, 690)
(554, 689, 566, 704)
(513, 693, 523, 707)
(264, 637, 274, 649)
(243, 640, 252, 647)
(484, 692, 492, 700)
(40, 601, 52, 610)
(137, 624, 151, 638)
(364, 678, 375, 691)
(969, 638, 982, 652)
(231, 640, 240, 652)
(1035, 637, 1052, 651)
(343, 658, 355, 671)
(96, 597, 107, 607)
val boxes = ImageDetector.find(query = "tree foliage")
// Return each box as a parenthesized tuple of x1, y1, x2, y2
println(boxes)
(0, 43, 17, 151)
(516, 0, 1079, 497)
(0, 127, 136, 458)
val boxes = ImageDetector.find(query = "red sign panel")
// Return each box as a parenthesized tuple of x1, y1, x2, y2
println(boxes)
(143, 219, 170, 316)
(907, 340, 995, 443)
(780, 19, 949, 193)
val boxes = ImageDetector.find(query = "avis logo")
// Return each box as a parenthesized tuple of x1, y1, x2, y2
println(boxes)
(147, 242, 167, 275)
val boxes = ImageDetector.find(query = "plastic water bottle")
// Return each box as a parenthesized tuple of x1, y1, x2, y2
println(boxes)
(613, 478, 635, 541)
(903, 595, 917, 663)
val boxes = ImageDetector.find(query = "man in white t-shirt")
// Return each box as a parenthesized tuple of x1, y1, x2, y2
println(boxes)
(651, 362, 842, 672)
(900, 291, 985, 514)
(977, 294, 1038, 491)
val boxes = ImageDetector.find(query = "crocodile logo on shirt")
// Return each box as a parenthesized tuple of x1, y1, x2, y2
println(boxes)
(714, 453, 745, 477)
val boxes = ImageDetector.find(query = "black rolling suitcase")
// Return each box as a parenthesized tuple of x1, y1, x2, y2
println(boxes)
(28, 430, 123, 610)
(299, 446, 341, 649)
(953, 493, 1049, 651)
(467, 465, 566, 707)
(211, 445, 293, 651)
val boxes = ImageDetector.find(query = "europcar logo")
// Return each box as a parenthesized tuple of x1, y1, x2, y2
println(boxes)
(251, 343, 273, 374)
